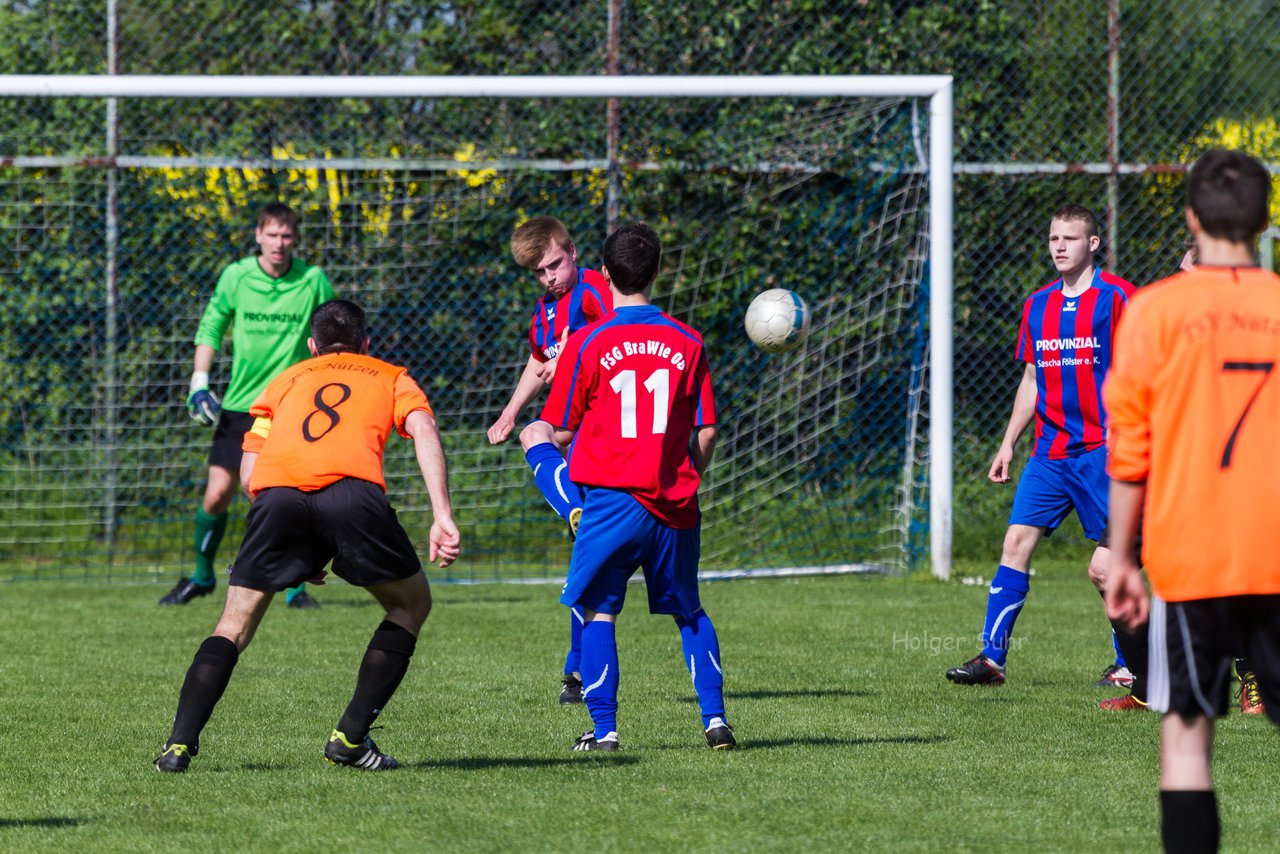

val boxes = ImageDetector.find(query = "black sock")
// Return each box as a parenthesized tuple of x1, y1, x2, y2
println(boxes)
(1102, 589, 1150, 702)
(169, 635, 239, 747)
(1161, 790, 1219, 854)
(337, 620, 417, 742)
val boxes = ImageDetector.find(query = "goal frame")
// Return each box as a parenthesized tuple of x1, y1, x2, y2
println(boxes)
(0, 73, 955, 579)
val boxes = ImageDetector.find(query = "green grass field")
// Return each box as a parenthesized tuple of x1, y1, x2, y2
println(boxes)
(2, 561, 1276, 852)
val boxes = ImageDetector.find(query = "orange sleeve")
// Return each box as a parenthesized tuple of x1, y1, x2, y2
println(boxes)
(1104, 295, 1158, 483)
(392, 370, 433, 438)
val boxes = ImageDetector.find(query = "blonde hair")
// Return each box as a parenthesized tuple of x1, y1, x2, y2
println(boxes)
(511, 216, 573, 269)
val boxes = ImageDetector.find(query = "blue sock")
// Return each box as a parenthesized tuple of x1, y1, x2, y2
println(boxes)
(1111, 629, 1127, 669)
(580, 620, 619, 739)
(980, 565, 1030, 667)
(524, 442, 582, 523)
(564, 606, 585, 676)
(676, 610, 725, 728)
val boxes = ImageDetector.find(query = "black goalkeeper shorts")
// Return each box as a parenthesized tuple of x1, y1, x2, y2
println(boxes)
(207, 410, 254, 471)
(230, 478, 422, 592)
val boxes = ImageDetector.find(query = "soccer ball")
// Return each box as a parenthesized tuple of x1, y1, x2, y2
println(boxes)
(744, 289, 811, 353)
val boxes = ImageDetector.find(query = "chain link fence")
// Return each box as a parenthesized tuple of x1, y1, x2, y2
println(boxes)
(2, 1, 1278, 581)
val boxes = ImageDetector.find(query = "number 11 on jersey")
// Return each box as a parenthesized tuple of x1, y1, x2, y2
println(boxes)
(610, 369, 670, 437)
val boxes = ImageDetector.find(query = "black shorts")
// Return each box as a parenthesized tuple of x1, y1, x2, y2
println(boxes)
(229, 478, 422, 592)
(208, 410, 255, 470)
(1148, 593, 1280, 725)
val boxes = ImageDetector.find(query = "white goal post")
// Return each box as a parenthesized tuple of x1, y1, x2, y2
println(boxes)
(0, 73, 955, 580)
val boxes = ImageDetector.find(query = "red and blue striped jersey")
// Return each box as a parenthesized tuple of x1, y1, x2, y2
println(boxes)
(527, 267, 612, 362)
(540, 305, 717, 529)
(1015, 269, 1136, 459)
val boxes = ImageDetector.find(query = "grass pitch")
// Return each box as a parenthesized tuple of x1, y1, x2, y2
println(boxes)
(1, 561, 1276, 852)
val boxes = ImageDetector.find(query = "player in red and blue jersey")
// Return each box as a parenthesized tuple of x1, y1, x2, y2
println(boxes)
(541, 222, 734, 751)
(947, 204, 1140, 689)
(487, 216, 612, 705)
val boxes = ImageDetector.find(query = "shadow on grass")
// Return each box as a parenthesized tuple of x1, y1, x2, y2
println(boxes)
(0, 818, 84, 829)
(732, 734, 951, 750)
(412, 755, 641, 771)
(678, 688, 874, 703)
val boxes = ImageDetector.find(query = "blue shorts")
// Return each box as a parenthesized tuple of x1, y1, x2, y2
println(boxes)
(1008, 446, 1108, 540)
(559, 487, 702, 618)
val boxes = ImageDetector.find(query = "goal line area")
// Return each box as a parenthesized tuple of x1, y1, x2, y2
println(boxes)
(0, 75, 954, 583)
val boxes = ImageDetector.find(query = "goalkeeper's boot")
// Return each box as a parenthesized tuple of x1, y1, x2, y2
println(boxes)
(324, 729, 399, 770)
(559, 674, 584, 705)
(571, 731, 619, 752)
(287, 591, 321, 610)
(159, 577, 215, 606)
(945, 655, 1006, 685)
(155, 741, 197, 773)
(704, 717, 737, 750)
(1241, 670, 1266, 715)
(1099, 693, 1149, 712)
(1093, 663, 1135, 689)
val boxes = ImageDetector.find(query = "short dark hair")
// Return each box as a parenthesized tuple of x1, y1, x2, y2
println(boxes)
(1187, 149, 1271, 243)
(1051, 203, 1099, 239)
(602, 223, 661, 295)
(310, 299, 366, 355)
(258, 202, 299, 232)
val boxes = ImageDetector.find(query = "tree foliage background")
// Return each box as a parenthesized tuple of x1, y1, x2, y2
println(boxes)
(1, 1, 1278, 578)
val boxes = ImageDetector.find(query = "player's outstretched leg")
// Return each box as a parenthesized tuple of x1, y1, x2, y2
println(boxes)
(675, 609, 735, 749)
(573, 618, 619, 751)
(946, 564, 1029, 685)
(155, 636, 240, 772)
(524, 441, 583, 527)
(560, 606, 586, 704)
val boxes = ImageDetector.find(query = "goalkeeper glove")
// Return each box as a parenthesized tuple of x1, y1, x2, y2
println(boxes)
(187, 372, 221, 425)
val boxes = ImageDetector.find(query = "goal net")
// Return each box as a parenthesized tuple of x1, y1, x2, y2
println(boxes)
(0, 76, 952, 582)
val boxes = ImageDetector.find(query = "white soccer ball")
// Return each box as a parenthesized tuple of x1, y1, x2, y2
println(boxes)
(744, 289, 811, 353)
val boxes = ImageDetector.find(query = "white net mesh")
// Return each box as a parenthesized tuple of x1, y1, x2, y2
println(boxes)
(0, 88, 933, 581)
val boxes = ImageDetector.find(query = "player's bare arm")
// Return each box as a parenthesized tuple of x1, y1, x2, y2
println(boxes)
(691, 425, 718, 475)
(1103, 479, 1148, 631)
(239, 451, 258, 501)
(989, 362, 1038, 483)
(406, 408, 461, 567)
(488, 355, 549, 444)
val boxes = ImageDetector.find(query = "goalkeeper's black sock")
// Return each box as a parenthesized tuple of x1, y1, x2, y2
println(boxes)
(1160, 790, 1219, 854)
(337, 621, 417, 743)
(192, 508, 228, 585)
(169, 635, 239, 747)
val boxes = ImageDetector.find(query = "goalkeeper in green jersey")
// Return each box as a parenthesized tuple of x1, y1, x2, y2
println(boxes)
(161, 203, 335, 608)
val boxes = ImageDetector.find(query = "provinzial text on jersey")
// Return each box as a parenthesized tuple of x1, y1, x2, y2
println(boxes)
(599, 339, 688, 371)
(1034, 336, 1101, 352)
(242, 311, 307, 323)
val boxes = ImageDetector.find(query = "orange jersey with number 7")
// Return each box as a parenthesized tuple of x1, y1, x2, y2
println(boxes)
(242, 353, 434, 494)
(1105, 266, 1280, 601)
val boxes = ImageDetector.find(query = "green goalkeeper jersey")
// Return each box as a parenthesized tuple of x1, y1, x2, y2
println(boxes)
(194, 256, 335, 412)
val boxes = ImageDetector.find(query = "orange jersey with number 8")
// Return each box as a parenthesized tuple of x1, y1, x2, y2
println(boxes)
(242, 353, 433, 494)
(1105, 266, 1280, 601)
